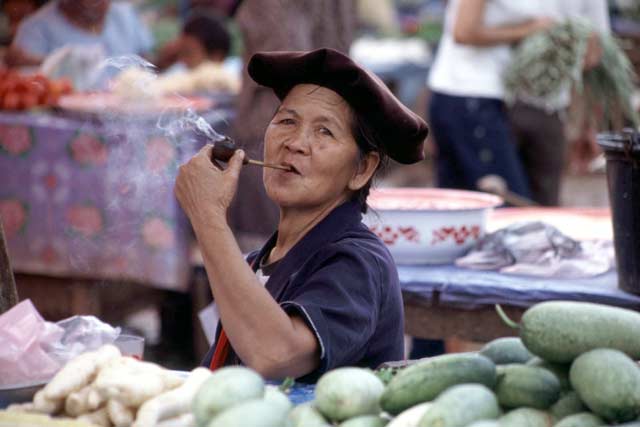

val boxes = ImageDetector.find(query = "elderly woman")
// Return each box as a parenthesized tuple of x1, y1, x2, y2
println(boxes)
(175, 48, 428, 382)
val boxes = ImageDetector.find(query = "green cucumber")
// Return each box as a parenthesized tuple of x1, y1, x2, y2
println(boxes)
(499, 408, 554, 427)
(339, 415, 388, 427)
(465, 422, 500, 427)
(495, 364, 561, 409)
(380, 353, 496, 415)
(206, 399, 289, 427)
(569, 348, 640, 423)
(418, 384, 500, 427)
(527, 357, 572, 391)
(553, 412, 604, 427)
(287, 402, 329, 427)
(385, 402, 431, 427)
(480, 337, 533, 364)
(549, 391, 585, 420)
(498, 301, 640, 363)
(606, 423, 640, 427)
(263, 386, 292, 413)
(315, 367, 385, 422)
(192, 366, 265, 427)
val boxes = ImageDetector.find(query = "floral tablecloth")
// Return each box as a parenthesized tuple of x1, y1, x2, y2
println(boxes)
(0, 109, 231, 291)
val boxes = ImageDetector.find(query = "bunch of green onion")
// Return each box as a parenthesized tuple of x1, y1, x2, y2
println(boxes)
(504, 19, 639, 130)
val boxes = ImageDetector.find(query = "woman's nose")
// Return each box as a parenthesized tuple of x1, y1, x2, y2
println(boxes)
(283, 132, 310, 154)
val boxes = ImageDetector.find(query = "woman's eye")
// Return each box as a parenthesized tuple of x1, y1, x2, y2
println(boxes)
(319, 127, 334, 137)
(278, 118, 295, 125)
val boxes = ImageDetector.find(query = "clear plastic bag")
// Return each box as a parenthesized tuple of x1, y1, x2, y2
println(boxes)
(46, 315, 120, 366)
(456, 221, 614, 278)
(0, 300, 120, 386)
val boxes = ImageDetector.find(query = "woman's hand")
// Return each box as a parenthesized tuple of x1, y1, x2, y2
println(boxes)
(175, 145, 245, 230)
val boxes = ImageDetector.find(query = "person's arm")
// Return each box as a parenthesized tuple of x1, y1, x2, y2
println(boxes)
(4, 45, 43, 67)
(583, 0, 610, 35)
(581, 0, 611, 71)
(453, 0, 554, 46)
(175, 146, 319, 379)
(6, 18, 47, 67)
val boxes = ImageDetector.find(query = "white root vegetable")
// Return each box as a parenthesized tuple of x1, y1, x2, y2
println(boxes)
(77, 407, 112, 427)
(6, 402, 37, 413)
(33, 389, 63, 414)
(155, 413, 196, 427)
(44, 345, 121, 400)
(107, 399, 134, 427)
(95, 357, 183, 407)
(65, 385, 92, 417)
(160, 371, 184, 390)
(132, 368, 212, 427)
(87, 387, 106, 411)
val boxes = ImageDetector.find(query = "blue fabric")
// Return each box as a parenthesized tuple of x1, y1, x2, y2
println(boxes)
(428, 91, 531, 199)
(398, 264, 640, 309)
(202, 201, 405, 383)
(13, 1, 153, 58)
(265, 381, 316, 405)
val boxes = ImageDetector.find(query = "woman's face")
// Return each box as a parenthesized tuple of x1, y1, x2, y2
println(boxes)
(263, 84, 365, 212)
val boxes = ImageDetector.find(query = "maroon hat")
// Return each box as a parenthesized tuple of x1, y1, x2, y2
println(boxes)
(247, 48, 428, 164)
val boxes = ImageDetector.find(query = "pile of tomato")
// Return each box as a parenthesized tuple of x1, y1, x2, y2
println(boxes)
(0, 69, 73, 110)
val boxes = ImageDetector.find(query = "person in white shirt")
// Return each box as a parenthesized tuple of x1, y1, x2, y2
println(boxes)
(427, 0, 553, 200)
(414, 0, 553, 361)
(7, 0, 153, 67)
(506, 1, 610, 206)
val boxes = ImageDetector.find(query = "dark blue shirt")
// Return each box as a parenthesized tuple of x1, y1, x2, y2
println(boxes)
(202, 200, 405, 382)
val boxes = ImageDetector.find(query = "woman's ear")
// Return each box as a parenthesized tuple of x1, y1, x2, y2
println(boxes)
(348, 151, 380, 191)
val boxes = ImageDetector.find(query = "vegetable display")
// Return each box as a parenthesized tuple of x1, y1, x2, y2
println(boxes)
(4, 300, 640, 426)
(0, 69, 73, 111)
(504, 20, 639, 129)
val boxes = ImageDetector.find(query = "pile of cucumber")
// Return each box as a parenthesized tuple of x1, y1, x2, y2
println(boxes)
(191, 300, 640, 427)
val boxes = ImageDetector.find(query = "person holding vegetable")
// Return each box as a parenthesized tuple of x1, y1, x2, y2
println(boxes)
(6, 0, 153, 68)
(175, 48, 429, 382)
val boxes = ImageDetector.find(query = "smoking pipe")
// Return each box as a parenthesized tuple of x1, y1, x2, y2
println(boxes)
(210, 137, 291, 171)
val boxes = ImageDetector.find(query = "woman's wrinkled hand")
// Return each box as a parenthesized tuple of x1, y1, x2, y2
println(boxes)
(174, 144, 245, 230)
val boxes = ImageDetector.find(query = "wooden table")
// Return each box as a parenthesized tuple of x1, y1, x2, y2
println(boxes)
(403, 292, 526, 343)
(398, 207, 639, 344)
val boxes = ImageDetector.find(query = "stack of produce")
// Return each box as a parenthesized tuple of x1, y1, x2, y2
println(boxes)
(1, 345, 211, 427)
(4, 300, 640, 427)
(0, 70, 73, 111)
(504, 20, 639, 129)
(109, 62, 240, 102)
(379, 300, 640, 427)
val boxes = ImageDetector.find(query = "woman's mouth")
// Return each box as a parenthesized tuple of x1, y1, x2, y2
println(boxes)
(281, 162, 301, 174)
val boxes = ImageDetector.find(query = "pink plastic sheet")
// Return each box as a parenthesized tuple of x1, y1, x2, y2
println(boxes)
(0, 299, 64, 386)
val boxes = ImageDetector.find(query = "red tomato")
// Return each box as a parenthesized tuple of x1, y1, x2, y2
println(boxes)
(2, 92, 20, 110)
(22, 93, 39, 110)
(58, 78, 73, 94)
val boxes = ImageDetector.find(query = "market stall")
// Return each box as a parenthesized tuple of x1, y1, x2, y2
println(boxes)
(0, 105, 232, 292)
(1, 7, 639, 425)
(358, 184, 637, 349)
(3, 297, 640, 427)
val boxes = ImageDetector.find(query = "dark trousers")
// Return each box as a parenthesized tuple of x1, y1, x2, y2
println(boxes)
(507, 101, 567, 206)
(413, 92, 533, 358)
(428, 92, 531, 198)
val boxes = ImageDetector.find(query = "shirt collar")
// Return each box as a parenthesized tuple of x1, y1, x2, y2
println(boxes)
(251, 200, 363, 276)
